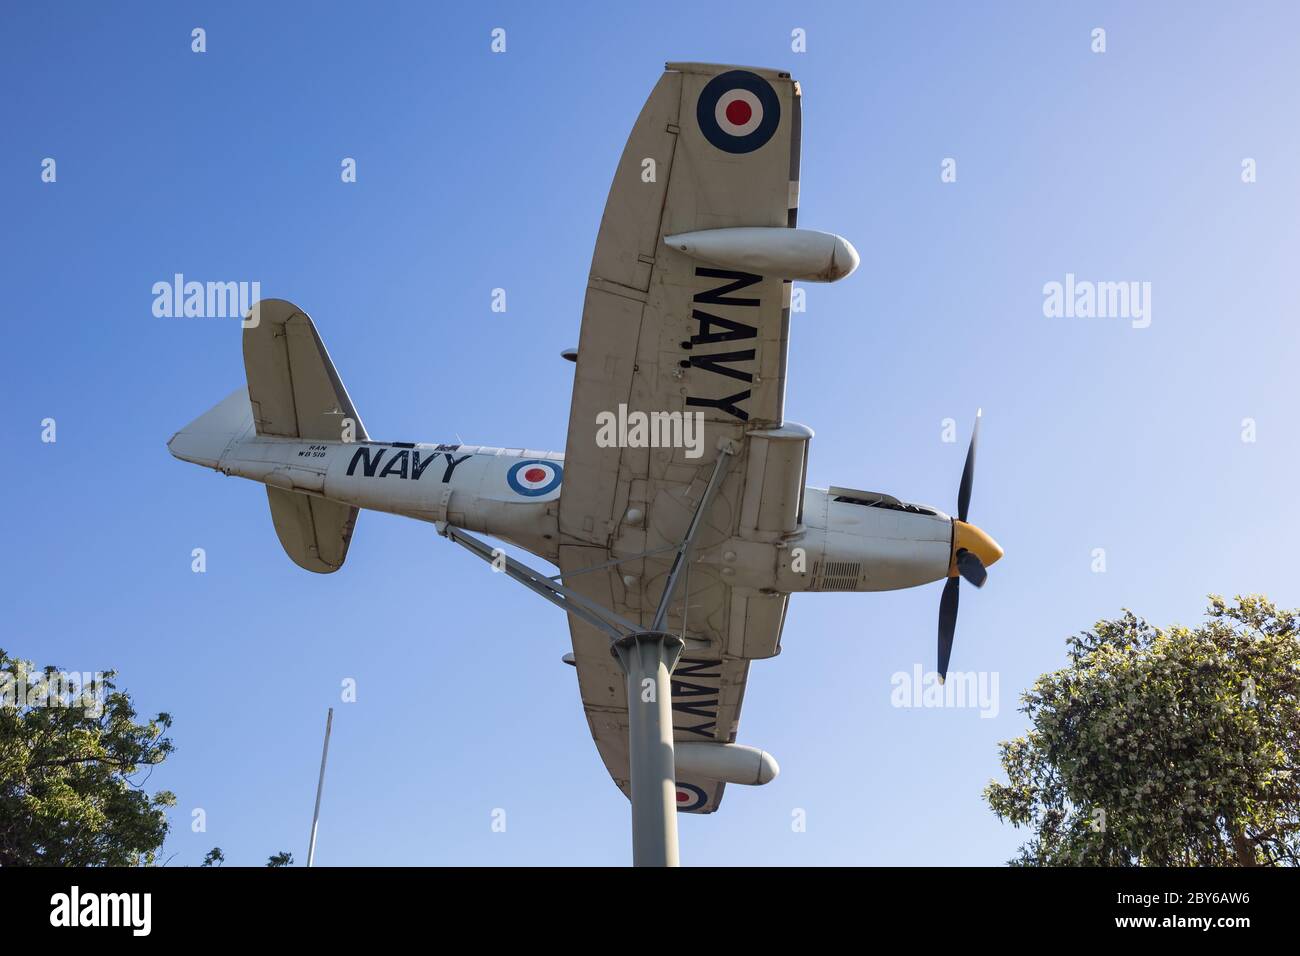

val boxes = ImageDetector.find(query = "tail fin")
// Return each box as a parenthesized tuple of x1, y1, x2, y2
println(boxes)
(168, 299, 363, 574)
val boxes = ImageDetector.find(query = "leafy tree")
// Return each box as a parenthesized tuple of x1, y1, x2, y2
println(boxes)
(985, 595, 1299, 866)
(202, 846, 295, 867)
(0, 650, 175, 865)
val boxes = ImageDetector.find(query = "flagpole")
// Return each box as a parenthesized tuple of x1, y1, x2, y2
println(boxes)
(306, 707, 333, 867)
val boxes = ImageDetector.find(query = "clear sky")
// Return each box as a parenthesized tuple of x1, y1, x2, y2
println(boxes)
(4, 1, 1298, 866)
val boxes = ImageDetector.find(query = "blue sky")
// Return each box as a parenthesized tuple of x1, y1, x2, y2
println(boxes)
(3, 1, 1298, 865)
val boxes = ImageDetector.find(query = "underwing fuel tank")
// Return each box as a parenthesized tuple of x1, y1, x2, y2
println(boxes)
(663, 227, 860, 282)
(674, 742, 779, 786)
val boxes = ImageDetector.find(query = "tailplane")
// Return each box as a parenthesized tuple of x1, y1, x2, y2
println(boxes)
(167, 299, 363, 573)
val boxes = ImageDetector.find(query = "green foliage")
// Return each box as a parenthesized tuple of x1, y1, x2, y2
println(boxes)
(266, 850, 293, 867)
(985, 595, 1300, 866)
(0, 650, 175, 865)
(201, 846, 225, 867)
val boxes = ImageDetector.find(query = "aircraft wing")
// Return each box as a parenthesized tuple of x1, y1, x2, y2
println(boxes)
(558, 63, 802, 813)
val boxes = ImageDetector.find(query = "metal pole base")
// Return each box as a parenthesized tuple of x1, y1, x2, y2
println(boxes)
(612, 631, 684, 867)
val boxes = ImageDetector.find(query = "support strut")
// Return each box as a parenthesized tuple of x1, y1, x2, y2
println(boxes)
(652, 442, 735, 630)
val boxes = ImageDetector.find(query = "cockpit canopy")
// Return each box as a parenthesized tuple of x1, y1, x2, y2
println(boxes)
(828, 486, 942, 517)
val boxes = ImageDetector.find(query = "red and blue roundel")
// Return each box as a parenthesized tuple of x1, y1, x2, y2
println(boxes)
(507, 460, 563, 497)
(696, 70, 780, 154)
(675, 782, 708, 812)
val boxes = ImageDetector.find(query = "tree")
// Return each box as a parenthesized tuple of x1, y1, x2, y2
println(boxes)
(984, 595, 1300, 866)
(0, 650, 175, 865)
(202, 846, 295, 867)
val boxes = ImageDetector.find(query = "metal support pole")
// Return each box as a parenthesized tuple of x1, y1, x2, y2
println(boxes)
(612, 631, 684, 867)
(437, 442, 736, 868)
(306, 706, 333, 867)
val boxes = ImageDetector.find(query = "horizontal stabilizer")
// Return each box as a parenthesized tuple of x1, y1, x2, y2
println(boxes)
(244, 299, 368, 441)
(266, 487, 358, 574)
(169, 301, 365, 574)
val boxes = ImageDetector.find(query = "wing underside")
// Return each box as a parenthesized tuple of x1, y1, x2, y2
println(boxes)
(559, 63, 801, 812)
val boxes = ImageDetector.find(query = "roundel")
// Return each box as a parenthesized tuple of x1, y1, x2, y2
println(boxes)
(506, 460, 563, 497)
(696, 70, 781, 154)
(675, 782, 708, 813)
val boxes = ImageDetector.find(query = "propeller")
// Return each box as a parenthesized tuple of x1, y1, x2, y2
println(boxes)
(937, 576, 960, 683)
(938, 410, 1001, 683)
(956, 548, 988, 588)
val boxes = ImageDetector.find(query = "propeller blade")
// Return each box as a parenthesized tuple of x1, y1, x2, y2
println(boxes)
(937, 576, 960, 683)
(956, 409, 981, 523)
(956, 549, 988, 588)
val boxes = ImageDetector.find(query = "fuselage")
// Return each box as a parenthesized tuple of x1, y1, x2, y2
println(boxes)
(188, 432, 960, 594)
